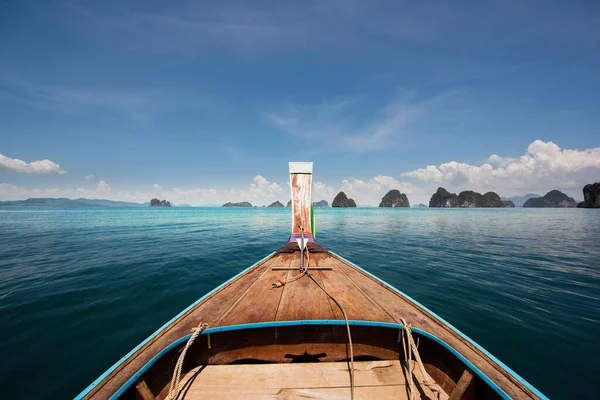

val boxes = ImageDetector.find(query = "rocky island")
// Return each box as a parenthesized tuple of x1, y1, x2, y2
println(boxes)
(523, 190, 577, 208)
(222, 201, 253, 207)
(150, 198, 171, 207)
(502, 200, 515, 208)
(414, 203, 428, 208)
(268, 200, 284, 207)
(501, 193, 540, 207)
(429, 188, 503, 208)
(286, 200, 292, 207)
(577, 182, 600, 208)
(313, 200, 329, 208)
(379, 190, 410, 207)
(332, 192, 356, 207)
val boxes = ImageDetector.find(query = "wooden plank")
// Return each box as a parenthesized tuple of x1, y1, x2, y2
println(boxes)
(315, 254, 395, 322)
(272, 266, 332, 270)
(175, 360, 447, 400)
(135, 380, 154, 400)
(290, 173, 312, 234)
(216, 255, 290, 326)
(329, 257, 424, 324)
(179, 386, 410, 400)
(449, 369, 475, 400)
(275, 253, 335, 321)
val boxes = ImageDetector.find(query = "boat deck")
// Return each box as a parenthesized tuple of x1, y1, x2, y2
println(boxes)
(164, 360, 448, 400)
(85, 251, 538, 399)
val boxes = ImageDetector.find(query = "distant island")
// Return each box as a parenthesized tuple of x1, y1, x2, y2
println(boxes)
(502, 200, 515, 208)
(222, 201, 252, 207)
(501, 193, 540, 207)
(150, 198, 171, 207)
(268, 200, 284, 207)
(429, 188, 503, 208)
(523, 190, 577, 208)
(379, 190, 410, 207)
(414, 203, 428, 208)
(332, 191, 356, 207)
(313, 200, 328, 208)
(577, 182, 600, 208)
(286, 200, 292, 207)
(0, 198, 146, 207)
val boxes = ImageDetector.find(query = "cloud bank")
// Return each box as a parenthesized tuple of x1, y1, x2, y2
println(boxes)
(401, 140, 600, 196)
(0, 153, 66, 174)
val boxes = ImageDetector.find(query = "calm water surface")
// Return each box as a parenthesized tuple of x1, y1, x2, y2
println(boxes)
(0, 207, 599, 399)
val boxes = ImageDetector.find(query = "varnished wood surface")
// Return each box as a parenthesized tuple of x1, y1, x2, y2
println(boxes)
(169, 360, 447, 400)
(83, 251, 539, 399)
(290, 173, 312, 234)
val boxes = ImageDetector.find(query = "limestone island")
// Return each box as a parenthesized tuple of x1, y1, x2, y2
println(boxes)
(150, 198, 171, 207)
(332, 191, 356, 207)
(577, 182, 600, 208)
(501, 193, 540, 207)
(222, 201, 253, 207)
(429, 188, 503, 208)
(313, 200, 329, 208)
(268, 200, 284, 207)
(379, 190, 410, 207)
(502, 200, 515, 208)
(523, 190, 577, 207)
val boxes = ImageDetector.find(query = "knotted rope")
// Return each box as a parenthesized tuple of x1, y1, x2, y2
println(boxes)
(166, 322, 208, 400)
(400, 318, 441, 400)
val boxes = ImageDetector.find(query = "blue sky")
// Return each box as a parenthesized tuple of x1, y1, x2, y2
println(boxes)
(1, 0, 599, 205)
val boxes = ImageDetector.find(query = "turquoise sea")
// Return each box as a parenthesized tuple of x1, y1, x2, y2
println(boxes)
(0, 207, 599, 399)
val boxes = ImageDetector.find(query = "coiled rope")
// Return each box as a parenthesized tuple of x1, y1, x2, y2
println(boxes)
(166, 322, 208, 400)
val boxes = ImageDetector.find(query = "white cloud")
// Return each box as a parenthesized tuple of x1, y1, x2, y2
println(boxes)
(401, 140, 600, 196)
(0, 174, 287, 206)
(267, 91, 459, 152)
(313, 181, 334, 202)
(96, 180, 110, 193)
(0, 153, 66, 174)
(84, 174, 95, 181)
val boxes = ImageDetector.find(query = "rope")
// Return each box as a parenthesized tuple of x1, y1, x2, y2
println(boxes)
(400, 318, 441, 400)
(166, 322, 208, 400)
(272, 246, 355, 400)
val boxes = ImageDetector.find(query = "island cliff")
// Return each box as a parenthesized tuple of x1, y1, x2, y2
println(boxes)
(577, 182, 600, 208)
(332, 192, 356, 207)
(268, 200, 284, 207)
(222, 201, 253, 207)
(150, 198, 171, 207)
(379, 190, 410, 207)
(429, 188, 503, 208)
(523, 190, 577, 208)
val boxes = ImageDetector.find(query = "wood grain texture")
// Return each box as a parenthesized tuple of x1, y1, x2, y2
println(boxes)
(449, 369, 475, 400)
(290, 173, 312, 234)
(173, 360, 448, 400)
(84, 250, 541, 400)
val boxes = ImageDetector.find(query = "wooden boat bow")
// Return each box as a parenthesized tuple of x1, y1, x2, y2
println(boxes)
(76, 163, 547, 400)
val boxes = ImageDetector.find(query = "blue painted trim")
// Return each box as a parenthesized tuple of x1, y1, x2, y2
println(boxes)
(74, 252, 276, 400)
(329, 251, 548, 400)
(110, 335, 192, 399)
(107, 319, 515, 399)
